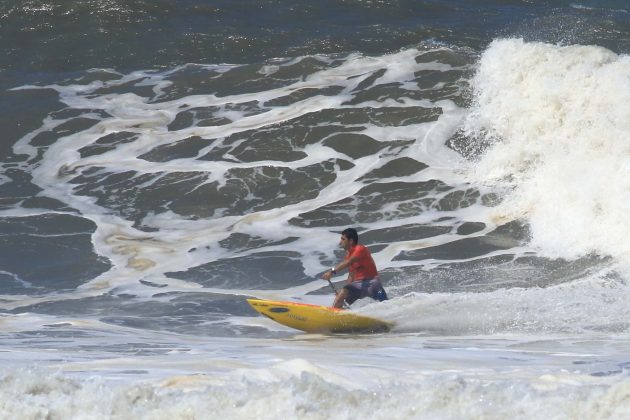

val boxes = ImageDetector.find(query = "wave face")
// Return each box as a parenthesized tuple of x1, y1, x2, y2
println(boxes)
(465, 39, 630, 265)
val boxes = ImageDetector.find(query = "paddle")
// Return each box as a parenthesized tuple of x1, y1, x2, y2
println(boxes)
(326, 278, 339, 295)
(325, 278, 350, 309)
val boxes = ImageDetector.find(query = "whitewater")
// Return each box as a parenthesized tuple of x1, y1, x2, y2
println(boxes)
(2, 34, 630, 419)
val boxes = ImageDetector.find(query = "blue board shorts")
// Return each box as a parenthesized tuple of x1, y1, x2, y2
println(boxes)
(343, 278, 388, 304)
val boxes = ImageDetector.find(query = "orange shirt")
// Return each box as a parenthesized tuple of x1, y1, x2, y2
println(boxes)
(345, 244, 378, 282)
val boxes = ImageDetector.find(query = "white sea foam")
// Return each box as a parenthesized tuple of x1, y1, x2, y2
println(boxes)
(363, 268, 630, 336)
(5, 40, 630, 418)
(2, 349, 630, 420)
(3, 47, 478, 304)
(465, 39, 630, 268)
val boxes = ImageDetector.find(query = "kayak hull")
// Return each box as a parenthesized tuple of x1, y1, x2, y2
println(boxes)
(247, 298, 392, 334)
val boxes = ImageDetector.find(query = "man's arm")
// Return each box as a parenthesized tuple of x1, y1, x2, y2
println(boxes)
(321, 251, 360, 281)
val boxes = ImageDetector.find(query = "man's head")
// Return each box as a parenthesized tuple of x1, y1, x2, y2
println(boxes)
(340, 228, 359, 250)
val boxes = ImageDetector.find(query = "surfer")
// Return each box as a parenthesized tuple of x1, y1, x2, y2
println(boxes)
(322, 228, 388, 308)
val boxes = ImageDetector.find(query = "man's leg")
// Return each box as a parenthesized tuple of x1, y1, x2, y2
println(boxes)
(333, 288, 349, 308)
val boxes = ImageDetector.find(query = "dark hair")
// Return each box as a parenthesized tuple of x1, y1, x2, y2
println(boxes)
(341, 228, 359, 244)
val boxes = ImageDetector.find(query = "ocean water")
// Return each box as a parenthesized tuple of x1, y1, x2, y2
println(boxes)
(2, 1, 630, 418)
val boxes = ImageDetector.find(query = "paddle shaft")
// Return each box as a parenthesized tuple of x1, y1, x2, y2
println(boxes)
(326, 278, 350, 309)
(327, 278, 339, 294)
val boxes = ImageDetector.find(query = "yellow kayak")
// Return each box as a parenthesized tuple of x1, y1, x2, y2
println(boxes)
(247, 298, 392, 334)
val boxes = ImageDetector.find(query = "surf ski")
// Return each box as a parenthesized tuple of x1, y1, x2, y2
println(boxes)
(247, 298, 392, 334)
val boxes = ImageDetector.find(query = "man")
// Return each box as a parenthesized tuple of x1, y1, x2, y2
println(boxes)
(322, 228, 388, 308)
